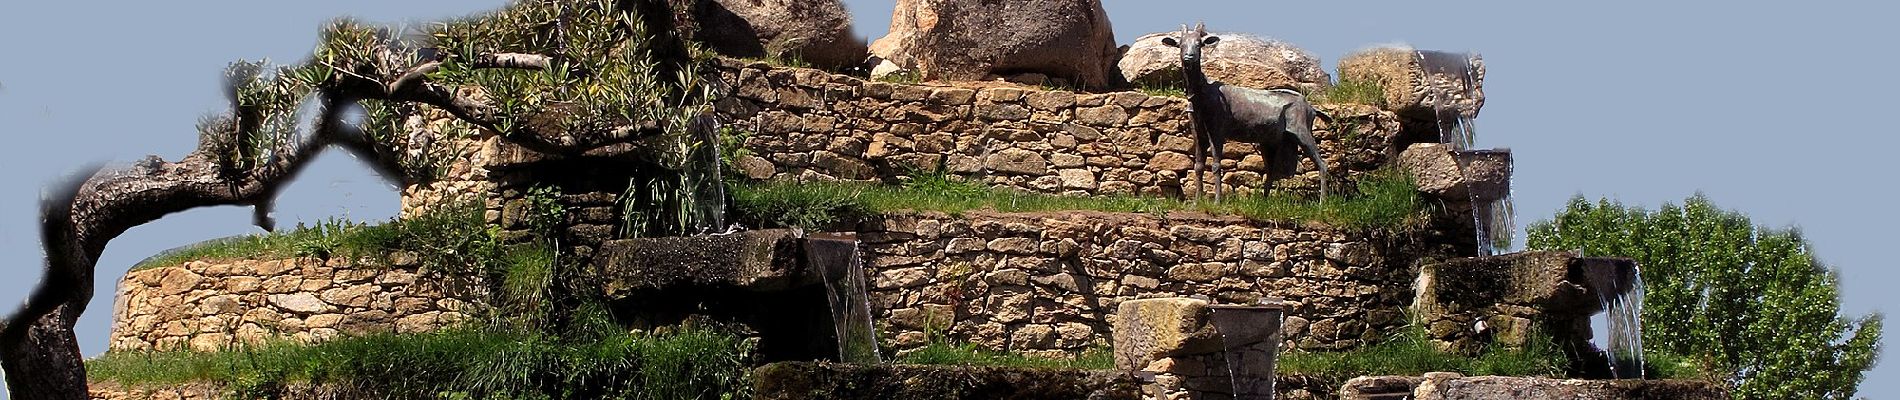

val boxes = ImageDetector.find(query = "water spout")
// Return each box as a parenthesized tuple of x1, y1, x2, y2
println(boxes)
(1582, 258, 1646, 378)
(803, 232, 883, 363)
(687, 113, 728, 234)
(1453, 149, 1515, 256)
(1414, 50, 1482, 150)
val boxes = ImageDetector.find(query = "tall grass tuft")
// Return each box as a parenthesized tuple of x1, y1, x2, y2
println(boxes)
(1313, 78, 1385, 106)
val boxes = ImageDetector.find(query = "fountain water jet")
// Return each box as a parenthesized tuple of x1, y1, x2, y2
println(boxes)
(803, 232, 883, 363)
(1581, 258, 1647, 378)
(1453, 149, 1515, 256)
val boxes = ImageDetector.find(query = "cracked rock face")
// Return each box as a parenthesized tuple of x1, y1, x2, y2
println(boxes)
(869, 0, 1118, 88)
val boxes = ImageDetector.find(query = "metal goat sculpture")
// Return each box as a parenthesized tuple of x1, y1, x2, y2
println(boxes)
(1164, 23, 1328, 202)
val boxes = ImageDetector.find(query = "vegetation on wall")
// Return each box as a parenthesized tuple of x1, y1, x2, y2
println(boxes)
(1527, 195, 1883, 399)
(1275, 326, 1565, 380)
(731, 167, 1427, 230)
(88, 327, 753, 400)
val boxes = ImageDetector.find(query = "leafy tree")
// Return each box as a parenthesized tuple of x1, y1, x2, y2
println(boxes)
(1526, 195, 1881, 399)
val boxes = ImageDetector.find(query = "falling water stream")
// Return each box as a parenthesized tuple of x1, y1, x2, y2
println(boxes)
(1416, 50, 1513, 256)
(687, 113, 728, 234)
(1414, 50, 1481, 150)
(804, 232, 883, 363)
(1583, 259, 1648, 378)
(1453, 149, 1515, 256)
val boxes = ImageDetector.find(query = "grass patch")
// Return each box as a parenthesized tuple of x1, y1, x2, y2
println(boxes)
(132, 202, 495, 271)
(1276, 326, 1563, 380)
(1313, 77, 1385, 106)
(87, 328, 753, 400)
(732, 168, 1425, 230)
(898, 340, 1114, 370)
(1135, 83, 1187, 98)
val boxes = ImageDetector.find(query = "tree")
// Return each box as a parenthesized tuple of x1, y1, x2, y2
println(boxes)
(0, 1, 710, 398)
(1526, 195, 1882, 399)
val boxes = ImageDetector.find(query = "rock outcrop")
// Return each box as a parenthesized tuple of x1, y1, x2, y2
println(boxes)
(1119, 31, 1331, 93)
(690, 0, 868, 70)
(1337, 46, 1486, 119)
(869, 0, 1118, 88)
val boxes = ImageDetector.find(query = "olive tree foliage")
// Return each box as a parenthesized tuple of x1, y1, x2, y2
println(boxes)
(1526, 195, 1882, 399)
(0, 1, 714, 398)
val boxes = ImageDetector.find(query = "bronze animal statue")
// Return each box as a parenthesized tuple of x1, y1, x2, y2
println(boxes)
(1163, 23, 1328, 202)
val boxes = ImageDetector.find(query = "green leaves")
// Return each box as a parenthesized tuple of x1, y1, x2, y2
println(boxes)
(1526, 194, 1882, 399)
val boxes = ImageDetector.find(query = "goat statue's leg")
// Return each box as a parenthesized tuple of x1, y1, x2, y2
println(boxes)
(1211, 136, 1226, 202)
(1191, 131, 1205, 203)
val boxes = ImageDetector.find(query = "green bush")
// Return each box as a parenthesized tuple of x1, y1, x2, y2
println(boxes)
(1527, 195, 1882, 399)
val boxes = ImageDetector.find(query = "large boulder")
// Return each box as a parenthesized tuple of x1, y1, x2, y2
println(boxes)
(868, 0, 1118, 88)
(1337, 46, 1486, 119)
(1119, 31, 1330, 93)
(689, 0, 868, 70)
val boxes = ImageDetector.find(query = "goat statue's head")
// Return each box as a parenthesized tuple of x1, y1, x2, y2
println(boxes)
(1160, 22, 1220, 67)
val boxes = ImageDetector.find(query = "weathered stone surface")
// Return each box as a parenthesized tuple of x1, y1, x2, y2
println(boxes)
(1411, 376, 1727, 400)
(690, 0, 867, 69)
(869, 0, 1118, 88)
(269, 293, 327, 314)
(983, 148, 1050, 175)
(1112, 297, 1219, 370)
(1337, 46, 1485, 118)
(1399, 143, 1512, 202)
(1341, 376, 1426, 400)
(1120, 31, 1331, 93)
(1416, 251, 1638, 355)
(109, 257, 484, 352)
(593, 229, 805, 295)
(753, 362, 1141, 400)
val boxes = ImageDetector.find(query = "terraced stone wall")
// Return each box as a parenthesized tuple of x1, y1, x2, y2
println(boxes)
(107, 256, 486, 351)
(855, 211, 1438, 358)
(709, 59, 1404, 197)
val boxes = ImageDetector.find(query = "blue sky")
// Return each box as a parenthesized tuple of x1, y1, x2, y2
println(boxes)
(1, 0, 1892, 397)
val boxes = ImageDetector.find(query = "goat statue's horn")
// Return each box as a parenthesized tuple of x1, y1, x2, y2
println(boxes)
(1195, 22, 1206, 34)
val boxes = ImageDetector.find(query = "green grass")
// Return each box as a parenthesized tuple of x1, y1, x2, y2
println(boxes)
(87, 328, 753, 400)
(132, 202, 496, 271)
(1313, 77, 1385, 106)
(1135, 83, 1187, 98)
(897, 341, 1114, 370)
(732, 168, 1426, 230)
(1275, 326, 1564, 380)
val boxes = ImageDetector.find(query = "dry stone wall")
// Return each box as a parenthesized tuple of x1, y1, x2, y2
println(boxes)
(711, 59, 1402, 197)
(108, 256, 485, 352)
(855, 211, 1431, 358)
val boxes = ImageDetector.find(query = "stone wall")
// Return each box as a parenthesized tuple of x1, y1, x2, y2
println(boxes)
(855, 211, 1431, 358)
(711, 59, 1403, 197)
(108, 256, 484, 352)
